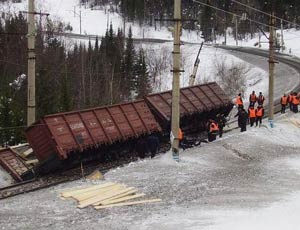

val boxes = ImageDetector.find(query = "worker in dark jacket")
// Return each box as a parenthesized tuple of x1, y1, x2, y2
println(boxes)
(257, 92, 265, 106)
(216, 113, 227, 138)
(249, 91, 257, 107)
(280, 94, 288, 113)
(147, 135, 160, 158)
(288, 91, 294, 111)
(255, 105, 264, 127)
(135, 138, 148, 159)
(207, 119, 219, 142)
(234, 108, 248, 132)
(292, 92, 299, 113)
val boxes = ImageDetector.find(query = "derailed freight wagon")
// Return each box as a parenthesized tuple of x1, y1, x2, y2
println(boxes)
(25, 100, 162, 173)
(145, 82, 233, 136)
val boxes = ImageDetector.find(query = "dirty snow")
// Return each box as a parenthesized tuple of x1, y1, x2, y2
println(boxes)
(0, 165, 14, 187)
(1, 111, 300, 230)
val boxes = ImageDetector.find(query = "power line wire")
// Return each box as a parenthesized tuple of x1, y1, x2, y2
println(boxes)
(192, 0, 300, 40)
(231, 0, 300, 28)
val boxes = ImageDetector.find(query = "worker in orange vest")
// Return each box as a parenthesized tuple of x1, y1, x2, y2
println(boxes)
(236, 93, 243, 109)
(292, 92, 299, 113)
(249, 91, 257, 107)
(280, 94, 288, 113)
(255, 105, 264, 127)
(248, 106, 256, 127)
(207, 119, 219, 142)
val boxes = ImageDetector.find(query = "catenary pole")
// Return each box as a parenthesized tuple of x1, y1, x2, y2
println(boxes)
(268, 12, 275, 128)
(27, 0, 36, 126)
(171, 0, 181, 162)
(235, 16, 238, 46)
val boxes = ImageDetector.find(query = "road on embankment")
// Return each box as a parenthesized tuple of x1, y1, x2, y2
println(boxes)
(216, 45, 300, 107)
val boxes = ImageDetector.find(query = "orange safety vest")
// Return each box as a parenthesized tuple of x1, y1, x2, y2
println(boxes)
(236, 96, 243, 105)
(281, 96, 288, 105)
(256, 108, 263, 117)
(288, 94, 293, 103)
(248, 108, 256, 118)
(178, 129, 183, 140)
(210, 122, 219, 133)
(250, 94, 257, 102)
(293, 96, 300, 105)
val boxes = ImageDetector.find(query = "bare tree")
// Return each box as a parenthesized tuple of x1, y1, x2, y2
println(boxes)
(145, 46, 172, 92)
(215, 59, 250, 99)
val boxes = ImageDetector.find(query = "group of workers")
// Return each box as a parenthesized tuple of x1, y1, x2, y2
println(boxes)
(280, 91, 300, 113)
(234, 91, 265, 132)
(234, 90, 300, 132)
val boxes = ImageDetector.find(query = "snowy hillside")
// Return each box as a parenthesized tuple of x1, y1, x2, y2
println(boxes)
(2, 109, 300, 229)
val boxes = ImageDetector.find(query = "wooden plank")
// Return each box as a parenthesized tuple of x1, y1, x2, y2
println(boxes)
(62, 183, 116, 198)
(93, 189, 137, 206)
(61, 182, 115, 198)
(73, 184, 124, 202)
(25, 159, 39, 165)
(22, 148, 33, 158)
(94, 199, 162, 209)
(77, 187, 135, 209)
(99, 193, 145, 206)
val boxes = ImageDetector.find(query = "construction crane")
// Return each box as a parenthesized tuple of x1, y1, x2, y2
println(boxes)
(188, 42, 204, 86)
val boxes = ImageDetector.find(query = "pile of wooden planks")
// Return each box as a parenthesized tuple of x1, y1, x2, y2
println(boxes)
(60, 182, 161, 209)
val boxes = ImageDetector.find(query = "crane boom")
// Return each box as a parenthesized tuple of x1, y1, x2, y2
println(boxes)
(189, 42, 204, 86)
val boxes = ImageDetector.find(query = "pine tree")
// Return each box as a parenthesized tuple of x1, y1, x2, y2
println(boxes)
(122, 26, 136, 101)
(135, 49, 151, 98)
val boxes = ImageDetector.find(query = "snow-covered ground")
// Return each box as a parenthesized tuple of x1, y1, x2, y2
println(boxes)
(1, 111, 300, 230)
(0, 166, 14, 187)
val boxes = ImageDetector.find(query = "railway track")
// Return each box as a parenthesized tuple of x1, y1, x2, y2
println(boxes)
(0, 157, 135, 200)
(0, 142, 172, 200)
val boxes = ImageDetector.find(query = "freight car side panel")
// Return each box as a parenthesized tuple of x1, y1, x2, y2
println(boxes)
(44, 116, 78, 153)
(25, 120, 57, 161)
(80, 111, 110, 145)
(0, 148, 30, 181)
(145, 82, 232, 122)
(181, 89, 206, 112)
(132, 101, 162, 132)
(108, 106, 133, 138)
(94, 109, 122, 142)
(64, 113, 94, 148)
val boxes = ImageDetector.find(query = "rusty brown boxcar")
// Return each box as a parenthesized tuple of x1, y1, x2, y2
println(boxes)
(145, 82, 233, 133)
(25, 100, 162, 168)
(0, 148, 33, 182)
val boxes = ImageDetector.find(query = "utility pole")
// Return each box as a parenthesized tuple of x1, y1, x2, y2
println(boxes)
(268, 12, 276, 128)
(73, 5, 82, 34)
(171, 0, 182, 162)
(235, 16, 238, 46)
(27, 0, 35, 126)
(22, 1, 49, 126)
(281, 19, 284, 52)
(79, 4, 82, 34)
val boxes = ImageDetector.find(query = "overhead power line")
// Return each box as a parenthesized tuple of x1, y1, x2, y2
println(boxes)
(231, 0, 300, 28)
(193, 0, 271, 29)
(192, 0, 300, 39)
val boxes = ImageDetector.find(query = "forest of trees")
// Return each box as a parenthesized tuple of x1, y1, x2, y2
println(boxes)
(83, 0, 300, 41)
(0, 13, 151, 145)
